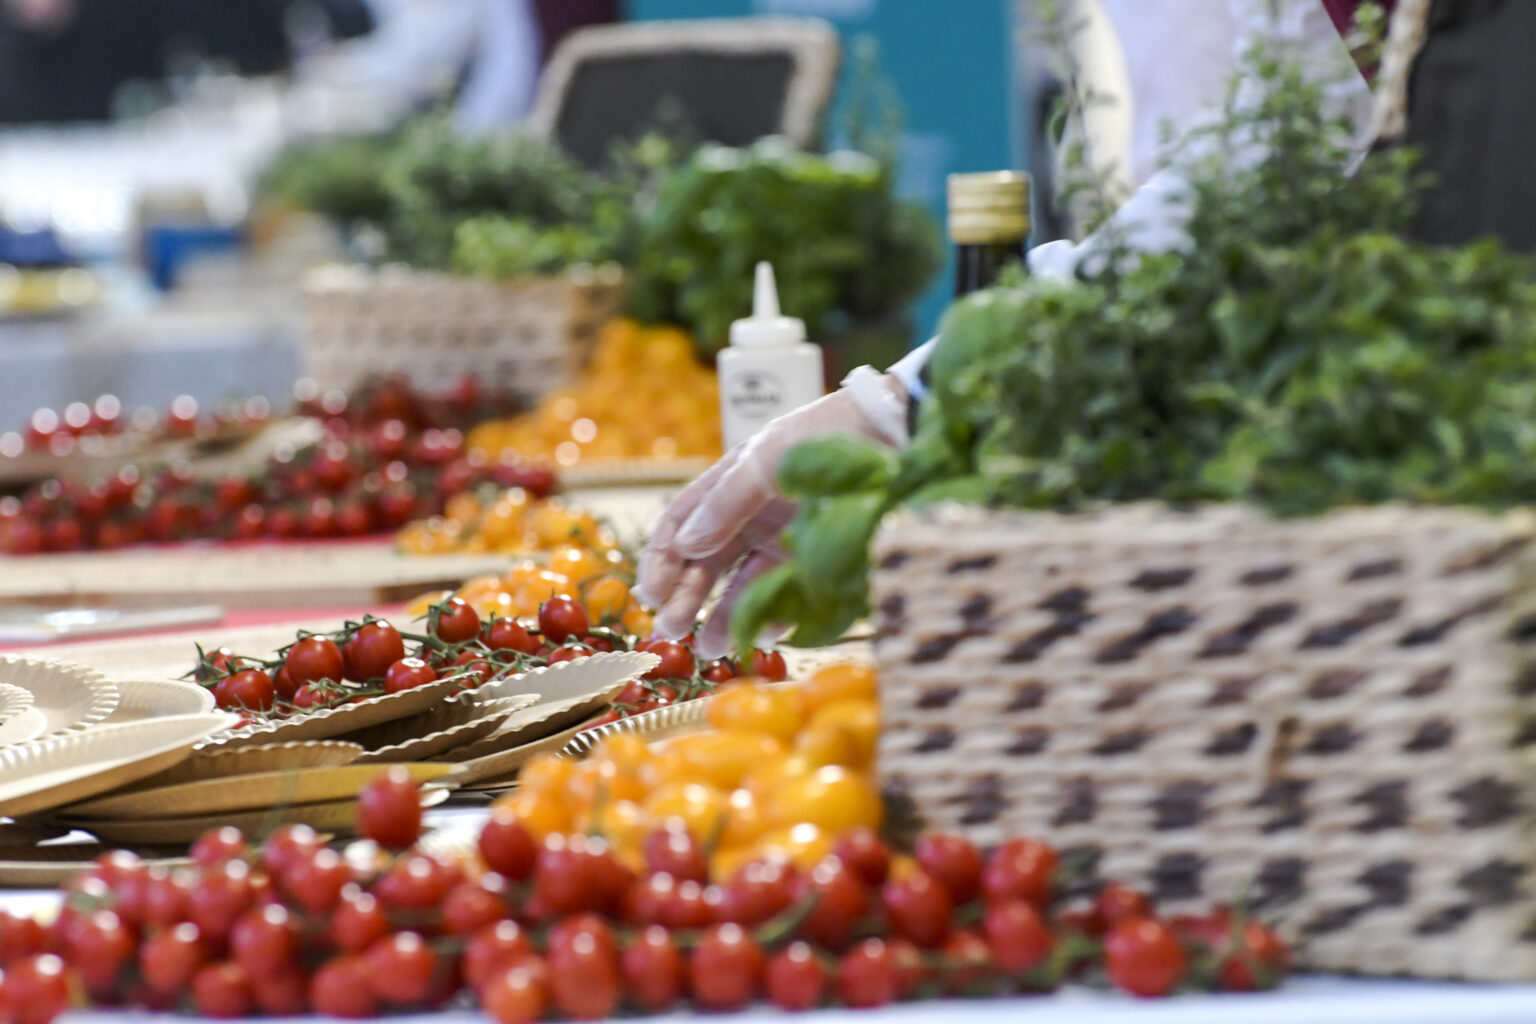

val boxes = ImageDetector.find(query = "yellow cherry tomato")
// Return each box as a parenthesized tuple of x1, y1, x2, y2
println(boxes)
(767, 765, 883, 834)
(492, 788, 570, 839)
(794, 719, 867, 770)
(590, 733, 655, 776)
(720, 787, 768, 849)
(740, 753, 815, 803)
(750, 823, 834, 873)
(705, 684, 803, 745)
(621, 607, 655, 637)
(801, 663, 878, 718)
(548, 546, 608, 586)
(641, 782, 728, 843)
(405, 589, 453, 619)
(579, 798, 649, 865)
(582, 576, 634, 625)
(519, 754, 575, 795)
(804, 699, 880, 769)
(661, 730, 786, 792)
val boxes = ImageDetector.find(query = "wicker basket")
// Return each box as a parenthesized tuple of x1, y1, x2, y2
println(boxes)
(301, 263, 624, 396)
(870, 502, 1536, 980)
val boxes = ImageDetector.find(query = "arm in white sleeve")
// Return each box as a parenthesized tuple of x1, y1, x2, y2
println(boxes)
(872, 0, 1373, 423)
(1028, 0, 1373, 281)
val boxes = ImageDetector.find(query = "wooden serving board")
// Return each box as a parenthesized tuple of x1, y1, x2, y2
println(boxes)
(0, 541, 512, 610)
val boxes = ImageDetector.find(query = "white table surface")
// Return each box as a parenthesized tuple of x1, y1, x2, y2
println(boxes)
(5, 810, 1536, 1024)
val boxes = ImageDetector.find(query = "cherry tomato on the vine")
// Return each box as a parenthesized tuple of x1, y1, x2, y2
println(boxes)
(432, 597, 481, 644)
(344, 621, 405, 681)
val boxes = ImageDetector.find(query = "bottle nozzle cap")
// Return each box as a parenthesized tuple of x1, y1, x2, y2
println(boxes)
(753, 261, 780, 318)
(730, 260, 806, 348)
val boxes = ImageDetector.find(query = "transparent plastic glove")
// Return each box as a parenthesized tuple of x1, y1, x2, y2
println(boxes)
(636, 368, 908, 659)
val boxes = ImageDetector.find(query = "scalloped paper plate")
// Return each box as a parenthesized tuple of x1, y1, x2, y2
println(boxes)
(63, 761, 458, 819)
(0, 655, 118, 736)
(0, 708, 47, 746)
(133, 740, 365, 789)
(451, 717, 601, 788)
(350, 695, 536, 764)
(461, 651, 658, 707)
(64, 787, 452, 846)
(0, 683, 33, 724)
(561, 698, 713, 758)
(0, 713, 239, 819)
(197, 673, 471, 750)
(104, 679, 216, 723)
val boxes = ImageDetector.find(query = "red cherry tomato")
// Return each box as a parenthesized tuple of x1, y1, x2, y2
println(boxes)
(620, 925, 684, 1012)
(442, 874, 511, 935)
(260, 824, 320, 878)
(139, 922, 206, 995)
(833, 827, 891, 887)
(639, 638, 694, 680)
(464, 920, 534, 993)
(309, 954, 380, 1019)
(229, 903, 299, 978)
(216, 668, 274, 713)
(1104, 917, 1188, 998)
(546, 918, 620, 1020)
(481, 959, 549, 1024)
(642, 826, 708, 883)
(364, 931, 438, 1006)
(547, 646, 591, 665)
(283, 846, 353, 914)
(701, 659, 737, 684)
(384, 657, 437, 694)
(799, 857, 871, 950)
(915, 832, 984, 905)
(186, 861, 256, 941)
(719, 860, 798, 927)
(1215, 920, 1289, 992)
(284, 635, 344, 687)
(1091, 882, 1154, 935)
(330, 888, 389, 952)
(750, 649, 788, 681)
(358, 766, 423, 849)
(344, 621, 405, 681)
(68, 909, 134, 994)
(190, 961, 254, 1019)
(982, 837, 1059, 908)
(189, 826, 247, 868)
(837, 938, 898, 1008)
(432, 597, 481, 644)
(538, 596, 590, 645)
(984, 899, 1055, 974)
(376, 854, 460, 912)
(487, 618, 539, 655)
(882, 869, 953, 949)
(766, 941, 826, 1011)
(479, 810, 537, 881)
(689, 923, 763, 1012)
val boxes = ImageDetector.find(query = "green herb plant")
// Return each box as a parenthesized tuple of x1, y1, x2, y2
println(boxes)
(733, 3, 1536, 653)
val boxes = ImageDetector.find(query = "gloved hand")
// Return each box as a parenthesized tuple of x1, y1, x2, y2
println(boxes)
(635, 367, 909, 658)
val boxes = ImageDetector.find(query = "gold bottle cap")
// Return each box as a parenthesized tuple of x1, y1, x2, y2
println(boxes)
(947, 171, 1031, 245)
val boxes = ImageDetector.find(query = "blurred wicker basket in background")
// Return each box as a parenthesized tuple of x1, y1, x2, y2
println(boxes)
(871, 502, 1536, 981)
(302, 263, 625, 398)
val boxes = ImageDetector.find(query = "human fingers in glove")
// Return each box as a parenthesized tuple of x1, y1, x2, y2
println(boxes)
(634, 366, 909, 659)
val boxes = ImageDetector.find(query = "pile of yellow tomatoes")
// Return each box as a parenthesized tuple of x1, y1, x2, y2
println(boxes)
(465, 320, 723, 467)
(495, 663, 882, 880)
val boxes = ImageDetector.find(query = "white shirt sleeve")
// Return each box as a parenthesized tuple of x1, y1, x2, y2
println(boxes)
(887, 0, 1376, 404)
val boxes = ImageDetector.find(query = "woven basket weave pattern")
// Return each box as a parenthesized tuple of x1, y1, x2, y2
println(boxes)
(303, 266, 624, 397)
(871, 503, 1536, 980)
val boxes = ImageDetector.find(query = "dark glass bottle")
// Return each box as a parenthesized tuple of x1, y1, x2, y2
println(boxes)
(947, 171, 1031, 295)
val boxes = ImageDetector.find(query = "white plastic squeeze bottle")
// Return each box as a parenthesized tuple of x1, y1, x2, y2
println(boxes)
(718, 262, 825, 450)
